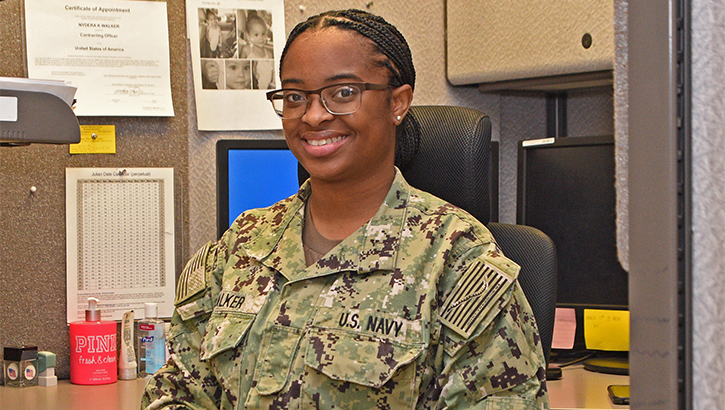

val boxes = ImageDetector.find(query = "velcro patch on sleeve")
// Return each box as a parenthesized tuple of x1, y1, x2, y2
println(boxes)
(439, 259, 514, 339)
(175, 242, 212, 305)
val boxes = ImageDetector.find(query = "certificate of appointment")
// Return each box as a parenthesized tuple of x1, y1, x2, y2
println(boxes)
(25, 0, 174, 117)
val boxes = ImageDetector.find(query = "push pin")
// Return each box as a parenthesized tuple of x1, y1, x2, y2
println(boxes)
(91, 133, 98, 140)
(299, 5, 306, 12)
(30, 186, 37, 195)
(119, 169, 127, 176)
(366, 1, 374, 8)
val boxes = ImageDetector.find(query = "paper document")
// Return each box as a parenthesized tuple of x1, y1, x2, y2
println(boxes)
(66, 168, 175, 323)
(0, 77, 77, 106)
(551, 307, 577, 350)
(186, 0, 285, 130)
(24, 0, 174, 116)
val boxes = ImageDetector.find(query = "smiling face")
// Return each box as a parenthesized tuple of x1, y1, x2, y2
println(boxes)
(206, 12, 219, 27)
(247, 19, 267, 48)
(279, 28, 411, 185)
(225, 60, 251, 89)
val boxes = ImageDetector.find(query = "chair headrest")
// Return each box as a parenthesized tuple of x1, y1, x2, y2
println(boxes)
(401, 105, 493, 224)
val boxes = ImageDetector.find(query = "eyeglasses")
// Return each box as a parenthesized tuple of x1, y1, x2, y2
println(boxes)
(266, 83, 389, 119)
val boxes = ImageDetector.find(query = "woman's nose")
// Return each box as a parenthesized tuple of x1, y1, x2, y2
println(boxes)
(301, 95, 334, 125)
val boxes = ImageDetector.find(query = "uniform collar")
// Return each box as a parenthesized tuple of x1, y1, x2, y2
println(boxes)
(242, 168, 411, 279)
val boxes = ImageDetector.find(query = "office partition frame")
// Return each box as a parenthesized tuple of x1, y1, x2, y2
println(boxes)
(628, 0, 691, 409)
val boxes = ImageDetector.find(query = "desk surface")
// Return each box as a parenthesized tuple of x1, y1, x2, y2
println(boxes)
(0, 377, 150, 410)
(0, 366, 628, 410)
(548, 365, 630, 409)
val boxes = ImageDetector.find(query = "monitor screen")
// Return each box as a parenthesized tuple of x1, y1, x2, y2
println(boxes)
(216, 139, 300, 238)
(517, 136, 628, 357)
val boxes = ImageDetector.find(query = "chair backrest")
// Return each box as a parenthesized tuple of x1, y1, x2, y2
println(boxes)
(402, 106, 557, 364)
(401, 105, 494, 224)
(487, 222, 557, 363)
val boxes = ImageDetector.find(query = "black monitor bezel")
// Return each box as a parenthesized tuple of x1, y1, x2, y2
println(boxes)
(516, 135, 628, 355)
(517, 135, 616, 227)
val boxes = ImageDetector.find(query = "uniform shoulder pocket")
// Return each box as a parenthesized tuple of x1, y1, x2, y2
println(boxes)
(176, 293, 214, 322)
(200, 311, 255, 361)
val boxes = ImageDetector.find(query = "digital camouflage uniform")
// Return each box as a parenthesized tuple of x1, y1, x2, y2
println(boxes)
(142, 170, 549, 410)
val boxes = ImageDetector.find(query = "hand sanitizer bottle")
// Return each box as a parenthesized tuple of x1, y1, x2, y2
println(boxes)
(136, 302, 166, 377)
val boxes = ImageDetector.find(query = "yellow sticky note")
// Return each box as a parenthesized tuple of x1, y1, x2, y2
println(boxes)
(584, 309, 629, 351)
(70, 125, 116, 154)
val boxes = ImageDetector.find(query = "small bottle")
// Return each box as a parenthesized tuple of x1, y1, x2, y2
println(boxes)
(69, 297, 117, 385)
(3, 346, 38, 387)
(136, 302, 166, 377)
(37, 351, 58, 386)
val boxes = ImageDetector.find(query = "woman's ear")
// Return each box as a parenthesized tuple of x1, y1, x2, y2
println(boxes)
(391, 84, 413, 125)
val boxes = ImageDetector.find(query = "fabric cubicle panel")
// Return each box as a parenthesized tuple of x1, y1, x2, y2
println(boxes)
(446, 0, 614, 89)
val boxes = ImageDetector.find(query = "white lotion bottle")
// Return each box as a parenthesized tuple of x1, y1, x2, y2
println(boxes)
(119, 310, 137, 380)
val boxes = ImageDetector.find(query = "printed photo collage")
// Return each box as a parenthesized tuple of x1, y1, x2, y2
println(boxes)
(198, 8, 276, 91)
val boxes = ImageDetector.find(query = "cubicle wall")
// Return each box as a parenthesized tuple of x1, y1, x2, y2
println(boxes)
(0, 0, 190, 379)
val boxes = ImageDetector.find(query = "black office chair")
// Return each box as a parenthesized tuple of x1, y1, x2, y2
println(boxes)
(486, 222, 557, 364)
(399, 105, 494, 224)
(298, 105, 557, 364)
(400, 105, 557, 365)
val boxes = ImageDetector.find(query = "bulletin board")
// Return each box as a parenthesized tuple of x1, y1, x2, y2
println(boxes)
(0, 0, 190, 380)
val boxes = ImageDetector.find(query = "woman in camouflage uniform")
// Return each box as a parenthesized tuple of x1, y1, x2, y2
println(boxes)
(142, 9, 549, 410)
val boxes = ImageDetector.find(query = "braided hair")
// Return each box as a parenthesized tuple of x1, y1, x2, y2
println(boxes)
(280, 9, 420, 170)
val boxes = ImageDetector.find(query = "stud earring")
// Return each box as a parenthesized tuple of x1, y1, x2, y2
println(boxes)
(396, 115, 402, 121)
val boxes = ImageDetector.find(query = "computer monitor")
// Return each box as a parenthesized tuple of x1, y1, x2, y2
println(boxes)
(517, 135, 628, 372)
(216, 139, 300, 238)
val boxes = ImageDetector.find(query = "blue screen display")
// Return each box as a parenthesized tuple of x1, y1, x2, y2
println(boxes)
(227, 149, 300, 228)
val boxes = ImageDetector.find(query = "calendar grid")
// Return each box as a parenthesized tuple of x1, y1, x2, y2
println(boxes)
(76, 179, 166, 291)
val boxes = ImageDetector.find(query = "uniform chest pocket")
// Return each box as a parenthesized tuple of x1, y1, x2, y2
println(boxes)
(200, 311, 255, 360)
(254, 324, 303, 395)
(304, 326, 424, 388)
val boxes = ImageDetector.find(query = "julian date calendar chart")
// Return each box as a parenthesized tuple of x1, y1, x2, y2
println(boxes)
(78, 178, 164, 290)
(66, 168, 176, 323)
